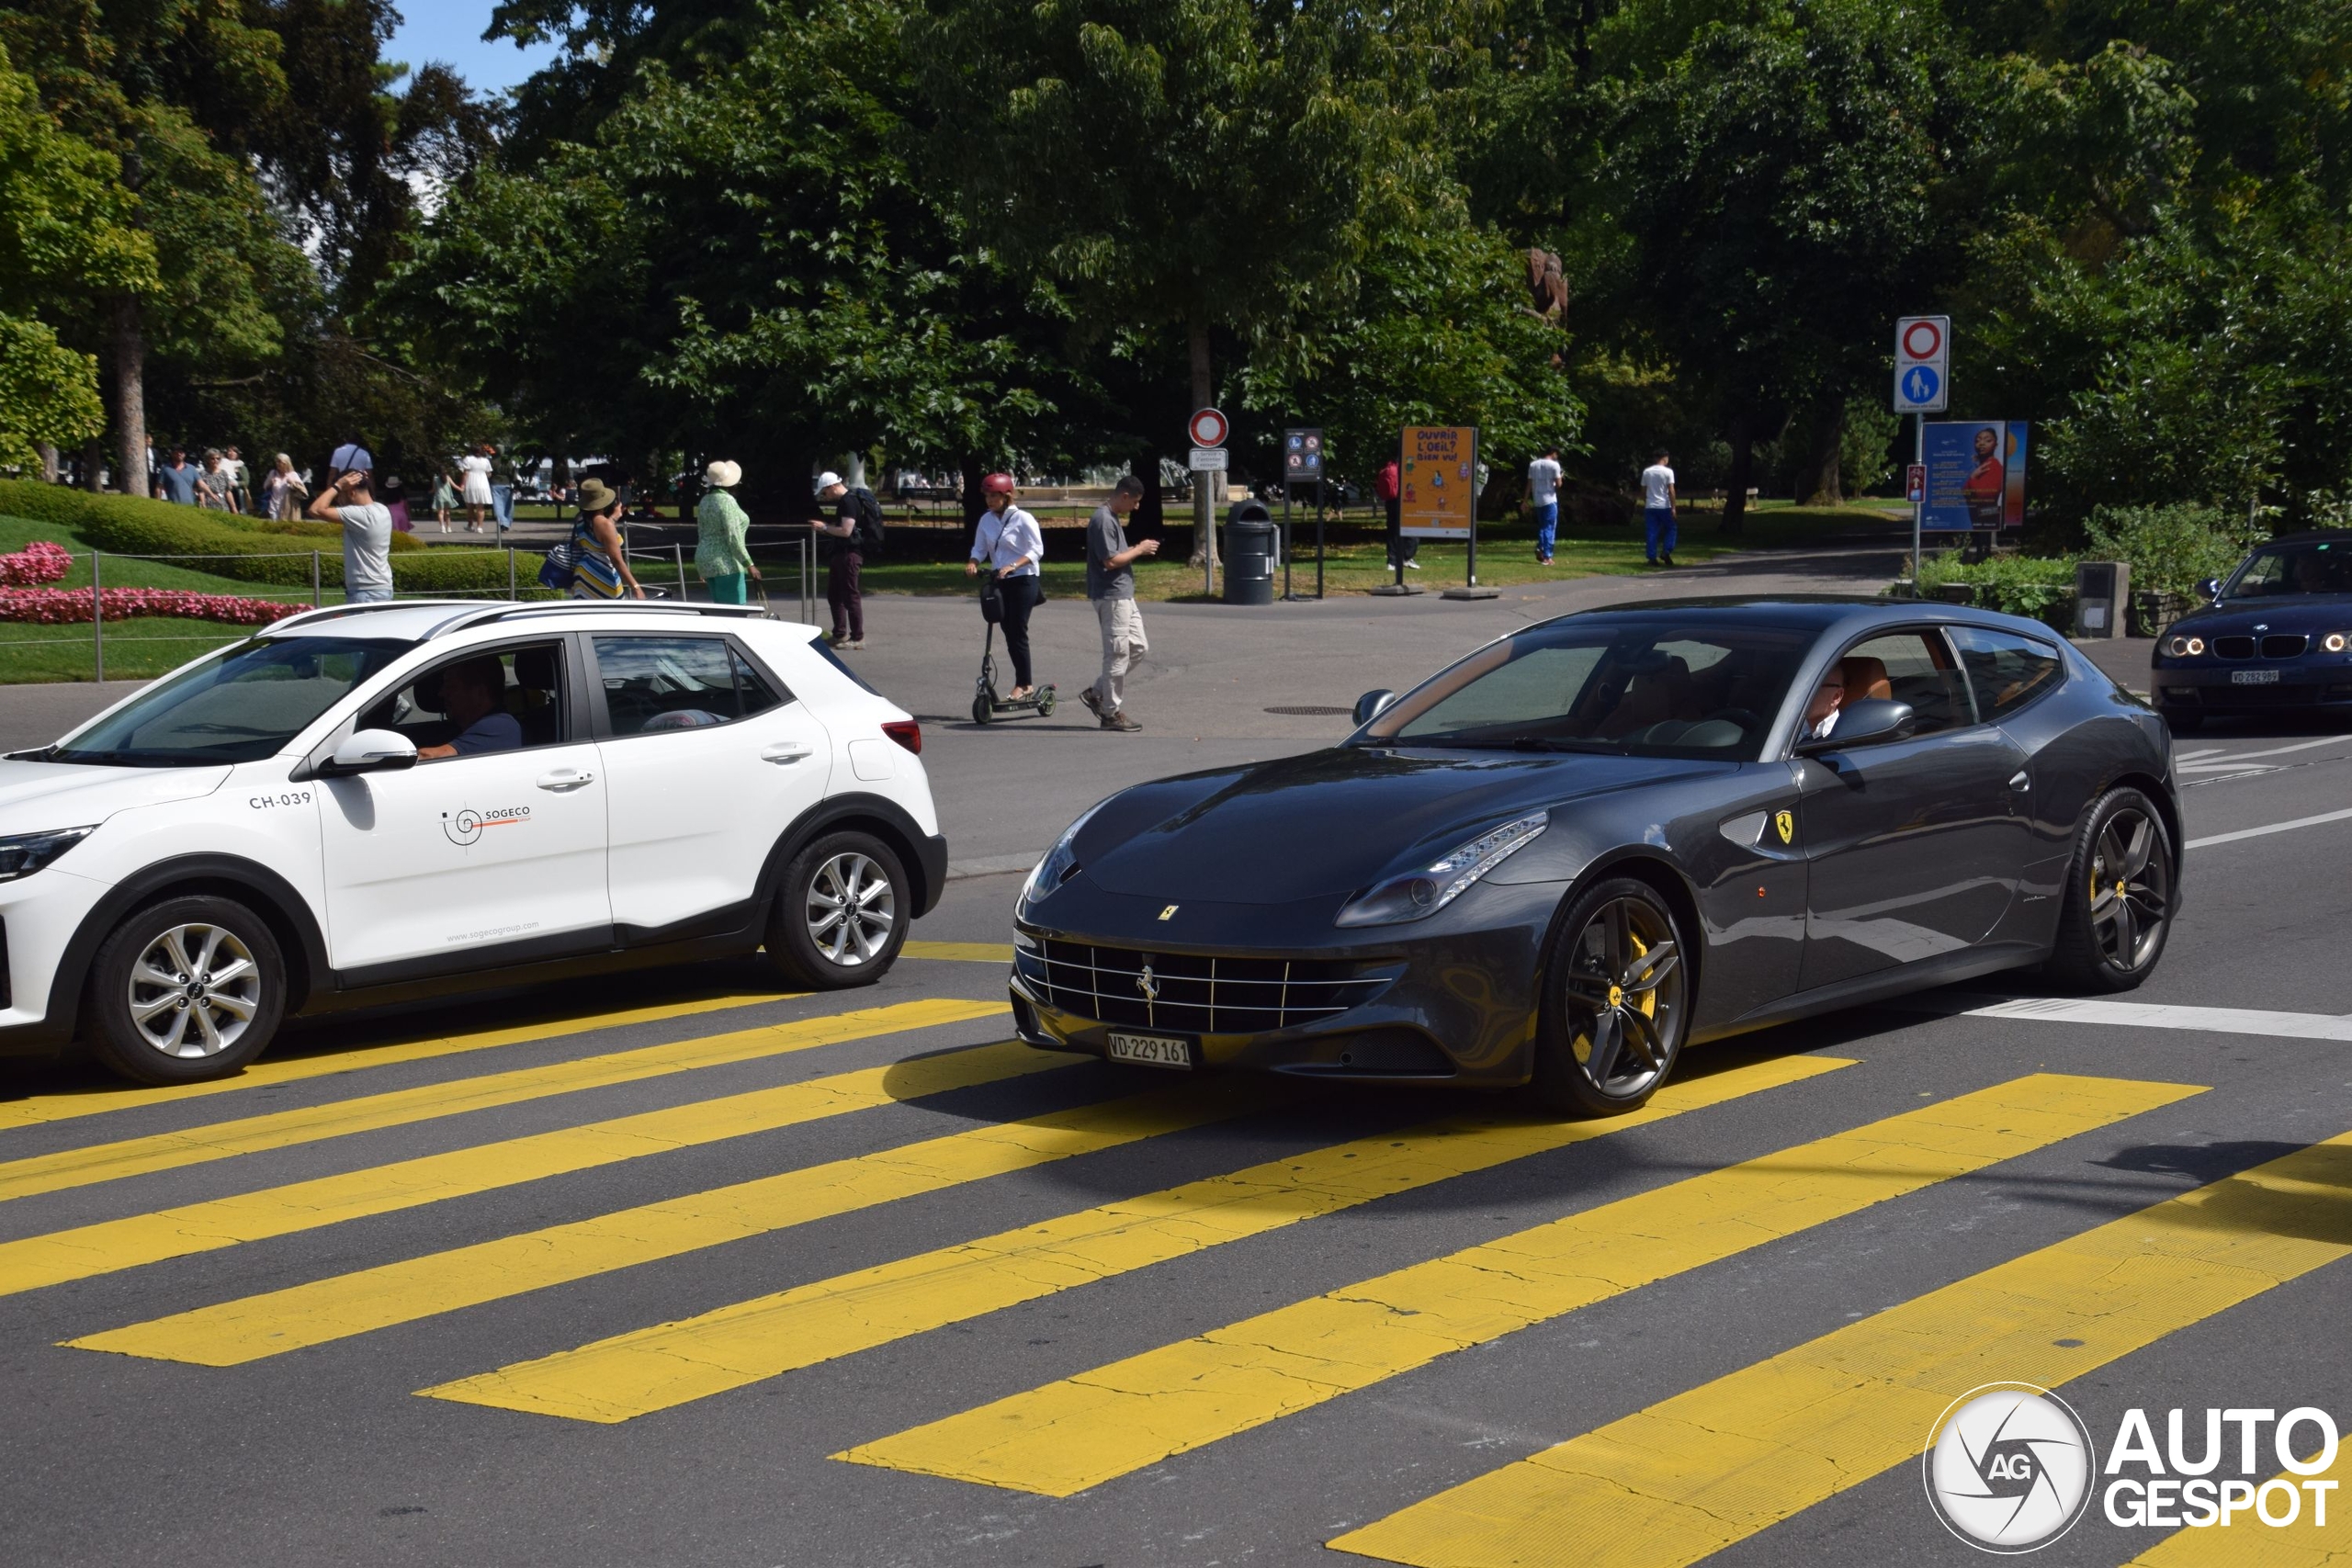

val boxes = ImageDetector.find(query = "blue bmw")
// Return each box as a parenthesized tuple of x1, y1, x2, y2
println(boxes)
(2154, 531, 2352, 730)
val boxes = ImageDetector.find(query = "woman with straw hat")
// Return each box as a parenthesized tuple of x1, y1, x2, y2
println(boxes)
(695, 459, 760, 604)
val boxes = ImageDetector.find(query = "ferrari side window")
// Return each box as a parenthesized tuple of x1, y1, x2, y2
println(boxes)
(1947, 626, 2064, 721)
(1837, 631, 1970, 735)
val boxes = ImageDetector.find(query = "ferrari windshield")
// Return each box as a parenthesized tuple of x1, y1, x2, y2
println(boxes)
(50, 636, 413, 767)
(2223, 539, 2352, 598)
(1364, 617, 1814, 758)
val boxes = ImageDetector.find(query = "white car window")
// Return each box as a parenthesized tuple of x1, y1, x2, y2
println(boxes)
(594, 636, 782, 736)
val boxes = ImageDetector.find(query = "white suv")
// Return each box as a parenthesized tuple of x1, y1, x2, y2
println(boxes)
(0, 600, 945, 1084)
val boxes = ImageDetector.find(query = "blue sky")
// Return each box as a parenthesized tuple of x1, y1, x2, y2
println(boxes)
(384, 0, 559, 96)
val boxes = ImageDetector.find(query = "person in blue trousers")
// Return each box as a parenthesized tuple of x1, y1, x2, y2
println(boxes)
(1640, 449, 1678, 566)
(1527, 446, 1563, 565)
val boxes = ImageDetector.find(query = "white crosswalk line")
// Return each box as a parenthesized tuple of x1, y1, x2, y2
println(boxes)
(1891, 993, 2352, 1039)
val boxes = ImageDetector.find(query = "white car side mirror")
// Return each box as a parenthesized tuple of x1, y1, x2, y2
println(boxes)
(323, 728, 419, 776)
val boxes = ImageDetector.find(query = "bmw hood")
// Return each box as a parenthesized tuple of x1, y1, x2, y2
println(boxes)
(1072, 746, 1725, 906)
(2170, 596, 2352, 636)
(0, 759, 228, 837)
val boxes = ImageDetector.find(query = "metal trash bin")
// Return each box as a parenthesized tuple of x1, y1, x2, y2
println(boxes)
(1224, 502, 1276, 606)
(2074, 559, 2129, 638)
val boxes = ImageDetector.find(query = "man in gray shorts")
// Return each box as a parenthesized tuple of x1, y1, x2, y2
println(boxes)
(1079, 475, 1159, 732)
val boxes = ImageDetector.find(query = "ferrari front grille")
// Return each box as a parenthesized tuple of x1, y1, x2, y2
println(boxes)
(1017, 939, 1392, 1034)
(2263, 634, 2308, 659)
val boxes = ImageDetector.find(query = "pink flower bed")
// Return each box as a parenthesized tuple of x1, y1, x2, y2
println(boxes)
(0, 540, 74, 587)
(0, 588, 306, 626)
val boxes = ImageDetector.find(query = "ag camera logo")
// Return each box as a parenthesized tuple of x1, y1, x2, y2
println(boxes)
(1923, 1382, 2096, 1552)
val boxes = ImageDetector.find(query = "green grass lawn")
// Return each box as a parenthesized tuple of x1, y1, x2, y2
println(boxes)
(854, 501, 1901, 602)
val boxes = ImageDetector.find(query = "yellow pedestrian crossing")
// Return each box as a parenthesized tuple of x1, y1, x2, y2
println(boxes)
(7, 1040, 1064, 1301)
(0, 998, 999, 1205)
(1328, 1131, 2352, 1568)
(839, 1072, 2201, 1495)
(0, 988, 804, 1134)
(901, 941, 1013, 963)
(71, 1077, 1281, 1363)
(417, 1051, 1851, 1424)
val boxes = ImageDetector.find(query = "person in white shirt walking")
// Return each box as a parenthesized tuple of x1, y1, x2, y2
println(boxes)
(1527, 446, 1564, 565)
(965, 473, 1046, 699)
(1641, 449, 1678, 566)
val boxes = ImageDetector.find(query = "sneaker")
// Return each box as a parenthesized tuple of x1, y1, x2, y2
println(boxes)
(846, 638, 865, 650)
(1101, 710, 1142, 732)
(1402, 559, 1421, 570)
(827, 632, 847, 647)
(1078, 687, 1102, 717)
(1661, 552, 1676, 567)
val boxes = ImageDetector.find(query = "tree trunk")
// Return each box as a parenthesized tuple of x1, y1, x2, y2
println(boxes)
(1723, 408, 1755, 535)
(1804, 401, 1845, 506)
(111, 296, 148, 497)
(38, 444, 58, 484)
(82, 438, 105, 493)
(1186, 314, 1219, 570)
(1135, 441, 1164, 536)
(959, 453, 987, 530)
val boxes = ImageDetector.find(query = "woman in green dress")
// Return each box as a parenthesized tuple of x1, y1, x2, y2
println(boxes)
(695, 459, 761, 604)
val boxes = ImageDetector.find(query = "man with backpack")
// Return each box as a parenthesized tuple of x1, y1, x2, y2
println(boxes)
(813, 470, 884, 649)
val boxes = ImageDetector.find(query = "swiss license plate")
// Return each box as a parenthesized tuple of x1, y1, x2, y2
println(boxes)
(2231, 669, 2281, 685)
(1106, 1032, 1193, 1070)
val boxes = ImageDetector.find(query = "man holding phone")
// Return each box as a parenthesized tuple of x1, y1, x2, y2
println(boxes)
(307, 468, 395, 604)
(1080, 474, 1158, 731)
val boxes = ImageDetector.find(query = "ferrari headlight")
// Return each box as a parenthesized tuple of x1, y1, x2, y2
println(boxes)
(1020, 801, 1106, 909)
(1335, 812, 1549, 928)
(0, 826, 94, 882)
(2165, 634, 2206, 657)
(2325, 632, 2348, 653)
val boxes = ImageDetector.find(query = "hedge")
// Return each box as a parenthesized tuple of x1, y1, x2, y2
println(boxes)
(0, 479, 540, 593)
(1915, 553, 2077, 631)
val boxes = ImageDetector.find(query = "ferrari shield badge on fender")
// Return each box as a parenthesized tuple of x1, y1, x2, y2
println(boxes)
(1159, 905, 1179, 921)
(1774, 810, 1794, 845)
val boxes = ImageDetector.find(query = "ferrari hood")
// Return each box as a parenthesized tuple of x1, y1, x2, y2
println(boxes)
(0, 759, 227, 837)
(1076, 745, 1724, 905)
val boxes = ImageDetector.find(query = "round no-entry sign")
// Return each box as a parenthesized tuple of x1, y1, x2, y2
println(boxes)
(1188, 408, 1229, 447)
(1901, 320, 1943, 361)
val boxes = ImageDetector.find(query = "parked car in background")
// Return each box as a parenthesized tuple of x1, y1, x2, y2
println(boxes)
(2152, 531, 2352, 729)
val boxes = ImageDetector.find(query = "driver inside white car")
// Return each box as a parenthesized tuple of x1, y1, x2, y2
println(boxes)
(416, 656, 523, 760)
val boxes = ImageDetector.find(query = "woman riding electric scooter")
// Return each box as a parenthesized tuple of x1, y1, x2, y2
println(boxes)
(966, 473, 1046, 701)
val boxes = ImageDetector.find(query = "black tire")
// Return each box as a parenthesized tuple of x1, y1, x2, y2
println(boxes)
(971, 694, 993, 725)
(1531, 876, 1690, 1116)
(2159, 709, 2203, 734)
(766, 830, 910, 989)
(1036, 687, 1057, 717)
(85, 895, 287, 1085)
(2045, 786, 2176, 992)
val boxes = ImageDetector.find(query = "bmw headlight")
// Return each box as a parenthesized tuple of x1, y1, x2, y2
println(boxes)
(1020, 801, 1106, 909)
(2164, 634, 2206, 657)
(2325, 632, 2348, 653)
(0, 826, 94, 882)
(1335, 812, 1549, 928)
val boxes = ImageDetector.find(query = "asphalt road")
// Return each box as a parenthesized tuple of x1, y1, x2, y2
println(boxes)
(3, 562, 2349, 1568)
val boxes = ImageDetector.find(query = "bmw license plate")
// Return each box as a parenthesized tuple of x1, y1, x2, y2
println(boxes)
(1106, 1032, 1193, 1070)
(2231, 669, 2281, 685)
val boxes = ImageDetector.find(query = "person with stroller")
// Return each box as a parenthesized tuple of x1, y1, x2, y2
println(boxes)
(964, 472, 1045, 701)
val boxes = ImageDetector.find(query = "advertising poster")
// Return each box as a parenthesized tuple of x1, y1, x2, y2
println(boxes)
(1921, 421, 2028, 530)
(1399, 425, 1478, 539)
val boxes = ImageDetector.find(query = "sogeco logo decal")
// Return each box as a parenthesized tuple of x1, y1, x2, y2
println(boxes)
(1923, 1383, 2097, 1552)
(441, 804, 530, 847)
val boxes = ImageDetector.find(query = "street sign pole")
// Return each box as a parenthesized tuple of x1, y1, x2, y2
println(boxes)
(1912, 412, 1924, 595)
(1189, 409, 1230, 599)
(1315, 472, 1325, 600)
(1281, 480, 1295, 601)
(1893, 315, 1951, 594)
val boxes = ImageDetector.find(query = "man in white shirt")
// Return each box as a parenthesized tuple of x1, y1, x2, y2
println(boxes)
(306, 468, 394, 603)
(965, 472, 1046, 699)
(1640, 449, 1678, 567)
(1527, 446, 1564, 565)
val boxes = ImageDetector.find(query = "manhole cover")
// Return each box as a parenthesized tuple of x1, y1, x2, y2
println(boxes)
(1263, 705, 1351, 716)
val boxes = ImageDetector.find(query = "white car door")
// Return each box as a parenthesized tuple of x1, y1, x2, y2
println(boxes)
(589, 631, 832, 939)
(318, 637, 612, 974)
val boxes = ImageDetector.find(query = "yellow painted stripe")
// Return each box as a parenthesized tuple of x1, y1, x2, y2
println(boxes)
(1328, 1132, 2352, 1568)
(0, 998, 1001, 1205)
(0, 990, 801, 1134)
(74, 1077, 1275, 1364)
(16, 1039, 1063, 1304)
(420, 1051, 1853, 1424)
(902, 942, 1013, 964)
(2121, 1445, 2352, 1567)
(841, 1072, 2202, 1495)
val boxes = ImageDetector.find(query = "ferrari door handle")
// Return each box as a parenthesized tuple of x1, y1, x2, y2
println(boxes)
(2007, 771, 2030, 792)
(761, 743, 814, 765)
(536, 767, 595, 792)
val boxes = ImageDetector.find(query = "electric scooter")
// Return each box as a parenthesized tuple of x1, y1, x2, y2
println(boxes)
(969, 576, 1056, 724)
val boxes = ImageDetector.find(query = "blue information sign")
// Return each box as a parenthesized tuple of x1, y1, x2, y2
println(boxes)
(1921, 422, 2029, 531)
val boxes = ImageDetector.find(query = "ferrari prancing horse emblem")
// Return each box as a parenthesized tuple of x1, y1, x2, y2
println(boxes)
(1159, 904, 1179, 921)
(1774, 810, 1794, 845)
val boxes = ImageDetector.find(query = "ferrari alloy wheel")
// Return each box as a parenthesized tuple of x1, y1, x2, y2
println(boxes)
(768, 829, 909, 989)
(1533, 877, 1690, 1115)
(86, 895, 287, 1085)
(2048, 787, 2175, 992)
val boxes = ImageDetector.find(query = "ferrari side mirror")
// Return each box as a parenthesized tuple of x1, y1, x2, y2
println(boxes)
(1353, 689, 1397, 727)
(1794, 698, 1917, 756)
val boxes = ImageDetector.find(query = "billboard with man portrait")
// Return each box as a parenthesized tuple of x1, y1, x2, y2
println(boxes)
(1921, 421, 2028, 530)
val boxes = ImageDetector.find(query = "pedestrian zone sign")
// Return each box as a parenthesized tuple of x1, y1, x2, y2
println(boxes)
(1284, 428, 1324, 483)
(1894, 315, 1951, 413)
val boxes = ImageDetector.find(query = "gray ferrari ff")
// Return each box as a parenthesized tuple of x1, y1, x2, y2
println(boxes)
(1007, 599, 2180, 1115)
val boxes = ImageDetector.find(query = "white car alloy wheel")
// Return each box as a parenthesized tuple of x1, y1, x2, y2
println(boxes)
(805, 851, 896, 966)
(128, 920, 263, 1058)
